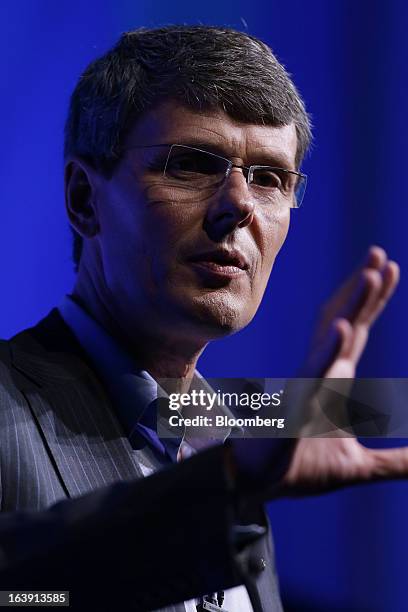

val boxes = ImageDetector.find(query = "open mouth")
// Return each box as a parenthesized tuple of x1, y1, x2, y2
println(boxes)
(187, 249, 249, 282)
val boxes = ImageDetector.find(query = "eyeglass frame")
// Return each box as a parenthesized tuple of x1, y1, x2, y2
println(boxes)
(122, 143, 307, 208)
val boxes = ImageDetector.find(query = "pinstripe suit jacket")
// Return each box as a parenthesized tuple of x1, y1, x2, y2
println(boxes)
(0, 310, 283, 611)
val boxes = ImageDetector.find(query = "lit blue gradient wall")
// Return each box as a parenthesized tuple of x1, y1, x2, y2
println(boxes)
(1, 1, 407, 610)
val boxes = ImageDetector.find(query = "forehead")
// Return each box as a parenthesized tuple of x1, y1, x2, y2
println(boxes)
(123, 100, 298, 169)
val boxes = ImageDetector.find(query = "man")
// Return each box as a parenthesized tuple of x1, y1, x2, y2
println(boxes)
(0, 25, 403, 611)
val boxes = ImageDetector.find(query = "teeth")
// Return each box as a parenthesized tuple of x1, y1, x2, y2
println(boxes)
(210, 260, 239, 267)
(198, 261, 243, 272)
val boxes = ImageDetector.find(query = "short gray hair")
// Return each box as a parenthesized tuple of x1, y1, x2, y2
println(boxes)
(64, 25, 312, 270)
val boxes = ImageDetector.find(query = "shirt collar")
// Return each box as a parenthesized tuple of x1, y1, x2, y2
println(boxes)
(57, 295, 236, 454)
(58, 295, 158, 433)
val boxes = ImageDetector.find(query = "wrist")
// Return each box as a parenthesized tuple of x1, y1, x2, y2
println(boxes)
(224, 438, 295, 501)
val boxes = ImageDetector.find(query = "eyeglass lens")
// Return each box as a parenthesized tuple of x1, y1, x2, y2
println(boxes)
(163, 145, 306, 207)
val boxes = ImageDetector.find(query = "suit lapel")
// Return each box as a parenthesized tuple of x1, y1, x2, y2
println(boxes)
(9, 314, 144, 499)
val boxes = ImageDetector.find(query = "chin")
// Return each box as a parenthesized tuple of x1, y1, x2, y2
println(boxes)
(182, 291, 256, 339)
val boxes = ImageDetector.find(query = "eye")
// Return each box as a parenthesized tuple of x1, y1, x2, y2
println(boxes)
(166, 151, 223, 178)
(168, 153, 201, 174)
(251, 167, 287, 189)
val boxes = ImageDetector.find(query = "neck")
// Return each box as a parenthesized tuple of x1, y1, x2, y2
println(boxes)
(72, 261, 207, 394)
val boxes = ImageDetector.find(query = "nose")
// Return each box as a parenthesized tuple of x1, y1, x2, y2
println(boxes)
(203, 169, 255, 241)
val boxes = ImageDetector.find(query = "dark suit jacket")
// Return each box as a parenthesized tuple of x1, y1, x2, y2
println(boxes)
(0, 310, 283, 611)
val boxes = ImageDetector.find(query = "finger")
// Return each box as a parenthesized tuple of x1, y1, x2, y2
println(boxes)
(366, 260, 400, 325)
(342, 263, 398, 360)
(343, 243, 392, 324)
(328, 268, 380, 333)
(352, 267, 383, 325)
(365, 245, 387, 271)
(382, 260, 400, 300)
(324, 246, 387, 328)
(311, 247, 397, 371)
(324, 318, 357, 377)
(334, 318, 354, 358)
(315, 318, 353, 378)
(343, 270, 383, 360)
(353, 259, 399, 327)
(346, 323, 369, 364)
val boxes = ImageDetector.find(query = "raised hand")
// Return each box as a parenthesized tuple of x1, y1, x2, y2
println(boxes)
(283, 246, 401, 495)
(229, 246, 402, 499)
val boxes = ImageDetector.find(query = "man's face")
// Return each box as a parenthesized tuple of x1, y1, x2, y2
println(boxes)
(89, 101, 297, 343)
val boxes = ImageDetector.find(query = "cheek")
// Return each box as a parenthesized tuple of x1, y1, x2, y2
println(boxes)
(134, 199, 200, 291)
(98, 175, 201, 299)
(95, 189, 152, 294)
(244, 210, 290, 310)
(258, 208, 290, 269)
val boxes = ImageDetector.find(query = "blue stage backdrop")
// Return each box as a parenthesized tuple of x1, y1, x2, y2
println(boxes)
(1, 1, 407, 610)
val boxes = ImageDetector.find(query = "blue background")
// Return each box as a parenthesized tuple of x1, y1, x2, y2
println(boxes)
(1, 1, 407, 610)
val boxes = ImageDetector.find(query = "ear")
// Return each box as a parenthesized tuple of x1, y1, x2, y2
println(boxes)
(64, 158, 100, 239)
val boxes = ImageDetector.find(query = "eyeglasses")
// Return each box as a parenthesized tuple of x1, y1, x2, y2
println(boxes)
(125, 143, 307, 208)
